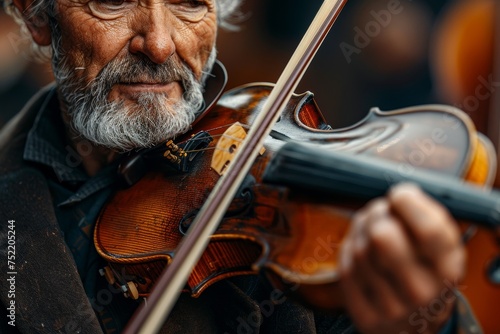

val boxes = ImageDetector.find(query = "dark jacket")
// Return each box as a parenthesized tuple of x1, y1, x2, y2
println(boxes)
(0, 85, 104, 333)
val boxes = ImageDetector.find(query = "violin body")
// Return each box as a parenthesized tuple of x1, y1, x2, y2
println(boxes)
(94, 84, 498, 313)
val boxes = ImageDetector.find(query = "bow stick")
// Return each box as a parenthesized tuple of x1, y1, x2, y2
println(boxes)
(124, 1, 349, 332)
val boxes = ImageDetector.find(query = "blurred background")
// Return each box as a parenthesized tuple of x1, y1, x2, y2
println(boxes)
(0, 2, 53, 126)
(216, 0, 449, 127)
(215, 0, 496, 135)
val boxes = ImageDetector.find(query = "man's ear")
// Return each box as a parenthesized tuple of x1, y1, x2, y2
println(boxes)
(11, 0, 52, 46)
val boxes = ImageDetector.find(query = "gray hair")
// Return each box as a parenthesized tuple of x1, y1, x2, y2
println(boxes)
(3, 0, 243, 61)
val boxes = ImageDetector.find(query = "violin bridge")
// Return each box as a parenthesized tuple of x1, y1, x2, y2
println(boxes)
(211, 122, 266, 176)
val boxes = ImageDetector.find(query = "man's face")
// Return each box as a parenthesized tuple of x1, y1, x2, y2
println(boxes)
(52, 0, 218, 151)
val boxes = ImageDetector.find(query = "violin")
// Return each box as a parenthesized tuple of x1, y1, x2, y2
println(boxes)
(94, 64, 500, 331)
(93, 1, 500, 332)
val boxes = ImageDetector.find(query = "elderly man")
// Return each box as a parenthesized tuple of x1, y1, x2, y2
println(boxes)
(0, 0, 477, 333)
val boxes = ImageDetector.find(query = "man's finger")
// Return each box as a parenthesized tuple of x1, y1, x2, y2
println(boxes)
(339, 239, 380, 330)
(365, 213, 442, 307)
(387, 183, 465, 281)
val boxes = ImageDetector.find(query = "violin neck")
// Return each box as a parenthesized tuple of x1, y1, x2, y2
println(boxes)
(264, 143, 500, 230)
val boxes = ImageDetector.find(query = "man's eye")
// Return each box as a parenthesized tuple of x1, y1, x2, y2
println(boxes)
(98, 0, 126, 7)
(89, 0, 136, 19)
(183, 0, 206, 7)
(170, 0, 208, 21)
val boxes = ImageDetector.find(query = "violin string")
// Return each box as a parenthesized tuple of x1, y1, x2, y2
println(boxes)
(191, 122, 251, 134)
(181, 147, 235, 154)
(165, 122, 252, 151)
(170, 133, 247, 155)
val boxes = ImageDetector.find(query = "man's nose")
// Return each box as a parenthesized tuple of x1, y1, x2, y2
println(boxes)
(129, 8, 175, 64)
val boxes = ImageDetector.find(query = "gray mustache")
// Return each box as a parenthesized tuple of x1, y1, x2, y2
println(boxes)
(96, 56, 190, 91)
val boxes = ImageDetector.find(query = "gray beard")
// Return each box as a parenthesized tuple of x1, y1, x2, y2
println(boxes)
(53, 48, 216, 152)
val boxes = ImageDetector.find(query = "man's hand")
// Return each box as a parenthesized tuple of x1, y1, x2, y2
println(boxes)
(339, 183, 465, 334)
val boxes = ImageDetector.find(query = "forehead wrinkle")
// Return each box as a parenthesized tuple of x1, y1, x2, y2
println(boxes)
(60, 0, 87, 9)
(137, 0, 166, 8)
